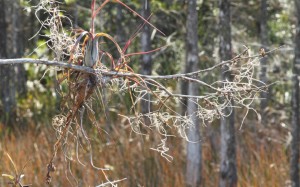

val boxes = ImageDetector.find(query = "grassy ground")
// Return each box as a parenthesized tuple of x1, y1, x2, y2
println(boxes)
(0, 115, 290, 186)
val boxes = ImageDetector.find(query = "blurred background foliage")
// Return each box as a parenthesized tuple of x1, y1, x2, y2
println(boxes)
(0, 0, 297, 186)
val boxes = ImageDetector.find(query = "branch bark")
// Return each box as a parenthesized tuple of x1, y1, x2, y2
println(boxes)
(0, 58, 238, 80)
(0, 47, 279, 79)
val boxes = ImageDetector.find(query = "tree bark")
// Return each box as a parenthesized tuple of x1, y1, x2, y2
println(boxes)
(140, 0, 152, 125)
(218, 0, 237, 187)
(185, 0, 202, 186)
(290, 75, 299, 187)
(116, 3, 125, 44)
(0, 0, 27, 126)
(0, 0, 7, 57)
(0, 0, 9, 122)
(290, 1, 300, 186)
(259, 0, 269, 123)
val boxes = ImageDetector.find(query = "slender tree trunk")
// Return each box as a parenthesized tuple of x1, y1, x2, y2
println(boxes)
(259, 0, 269, 123)
(181, 0, 191, 117)
(0, 0, 27, 126)
(140, 0, 152, 125)
(290, 75, 299, 187)
(116, 3, 125, 44)
(290, 1, 300, 186)
(185, 0, 201, 186)
(73, 2, 78, 28)
(0, 0, 9, 121)
(0, 0, 6, 58)
(218, 0, 237, 187)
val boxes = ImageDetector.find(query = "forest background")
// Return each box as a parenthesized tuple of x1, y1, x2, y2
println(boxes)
(0, 0, 298, 186)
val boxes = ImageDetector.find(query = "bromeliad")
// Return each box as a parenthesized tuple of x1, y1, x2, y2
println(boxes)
(48, 2, 168, 183)
(83, 35, 99, 68)
(72, 31, 124, 69)
(69, 0, 164, 71)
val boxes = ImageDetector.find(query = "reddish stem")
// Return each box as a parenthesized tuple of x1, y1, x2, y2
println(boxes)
(90, 0, 96, 35)
(93, 0, 165, 36)
(115, 0, 165, 36)
(122, 14, 153, 54)
(124, 45, 167, 57)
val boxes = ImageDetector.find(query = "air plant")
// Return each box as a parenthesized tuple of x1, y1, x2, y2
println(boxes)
(47, 0, 166, 184)
(69, 0, 165, 71)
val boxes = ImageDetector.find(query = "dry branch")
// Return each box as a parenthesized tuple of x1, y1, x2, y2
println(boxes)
(0, 52, 270, 79)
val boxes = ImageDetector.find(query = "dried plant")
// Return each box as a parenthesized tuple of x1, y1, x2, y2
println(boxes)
(1, 152, 32, 187)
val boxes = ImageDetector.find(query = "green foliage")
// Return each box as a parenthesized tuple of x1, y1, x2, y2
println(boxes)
(19, 64, 57, 123)
(269, 11, 294, 44)
(64, 0, 75, 5)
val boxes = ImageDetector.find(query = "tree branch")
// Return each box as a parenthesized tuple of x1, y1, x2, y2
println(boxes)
(0, 56, 247, 80)
(0, 58, 95, 73)
(0, 46, 282, 80)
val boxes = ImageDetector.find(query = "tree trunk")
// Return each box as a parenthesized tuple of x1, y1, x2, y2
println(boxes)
(185, 0, 201, 186)
(218, 0, 237, 187)
(0, 0, 10, 123)
(290, 1, 300, 186)
(259, 0, 269, 123)
(116, 3, 125, 44)
(290, 75, 299, 187)
(140, 0, 152, 125)
(0, 0, 27, 125)
(0, 0, 27, 126)
(0, 0, 6, 58)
